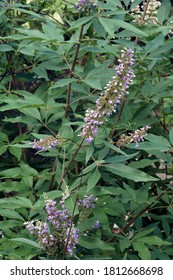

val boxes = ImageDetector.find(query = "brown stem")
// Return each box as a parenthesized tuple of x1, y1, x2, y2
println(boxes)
(57, 139, 84, 190)
(108, 186, 170, 242)
(64, 25, 84, 118)
(135, 0, 151, 44)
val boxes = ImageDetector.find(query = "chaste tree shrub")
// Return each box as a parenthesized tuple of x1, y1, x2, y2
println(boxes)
(0, 0, 173, 260)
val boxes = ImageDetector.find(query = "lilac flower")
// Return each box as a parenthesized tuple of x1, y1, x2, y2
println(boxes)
(116, 125, 151, 148)
(92, 221, 100, 229)
(24, 220, 35, 235)
(30, 134, 59, 152)
(65, 227, 79, 256)
(78, 195, 96, 208)
(79, 48, 135, 143)
(24, 197, 78, 257)
(75, 0, 98, 12)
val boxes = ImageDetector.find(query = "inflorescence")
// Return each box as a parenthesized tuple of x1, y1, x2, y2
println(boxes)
(78, 195, 96, 209)
(78, 195, 97, 223)
(115, 125, 151, 148)
(130, 0, 161, 25)
(75, 0, 98, 12)
(30, 134, 59, 152)
(24, 197, 78, 257)
(79, 48, 135, 143)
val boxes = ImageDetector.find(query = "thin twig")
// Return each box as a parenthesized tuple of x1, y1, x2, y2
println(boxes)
(135, 0, 151, 44)
(108, 186, 170, 242)
(64, 25, 84, 118)
(57, 139, 84, 189)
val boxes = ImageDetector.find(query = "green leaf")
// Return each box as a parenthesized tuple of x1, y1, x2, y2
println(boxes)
(0, 146, 8, 156)
(145, 134, 171, 148)
(69, 16, 93, 30)
(129, 159, 158, 169)
(13, 7, 43, 19)
(0, 209, 24, 221)
(8, 146, 22, 161)
(51, 78, 77, 89)
(157, 0, 171, 24)
(98, 17, 116, 38)
(136, 236, 171, 246)
(0, 220, 23, 230)
(119, 238, 131, 252)
(59, 124, 74, 140)
(0, 167, 22, 178)
(78, 236, 114, 251)
(0, 182, 23, 193)
(83, 162, 98, 174)
(169, 128, 173, 146)
(103, 141, 127, 155)
(105, 163, 158, 182)
(42, 19, 64, 42)
(15, 28, 47, 40)
(84, 77, 102, 89)
(133, 142, 170, 152)
(133, 242, 151, 260)
(86, 144, 94, 164)
(87, 168, 101, 191)
(133, 227, 156, 240)
(0, 197, 32, 209)
(99, 18, 148, 37)
(0, 44, 14, 52)
(11, 238, 43, 250)
(161, 218, 170, 236)
(145, 34, 164, 55)
(20, 163, 38, 176)
(0, 131, 8, 142)
(114, 19, 148, 36)
(22, 176, 33, 188)
(105, 152, 139, 163)
(32, 67, 49, 80)
(16, 197, 33, 208)
(19, 108, 41, 120)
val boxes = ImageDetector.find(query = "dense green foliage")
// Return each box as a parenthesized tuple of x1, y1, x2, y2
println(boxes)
(0, 0, 173, 260)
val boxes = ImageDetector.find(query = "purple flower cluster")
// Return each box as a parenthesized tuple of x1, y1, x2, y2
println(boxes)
(92, 221, 100, 229)
(45, 199, 78, 256)
(24, 220, 55, 247)
(78, 195, 96, 208)
(116, 125, 151, 148)
(75, 0, 98, 12)
(30, 134, 59, 152)
(79, 48, 135, 143)
(24, 198, 78, 257)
